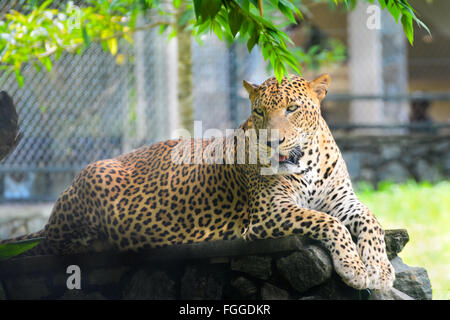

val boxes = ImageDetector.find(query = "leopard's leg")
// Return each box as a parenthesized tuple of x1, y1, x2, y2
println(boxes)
(245, 198, 369, 290)
(324, 196, 395, 290)
(25, 165, 112, 256)
(12, 186, 92, 257)
(319, 157, 395, 290)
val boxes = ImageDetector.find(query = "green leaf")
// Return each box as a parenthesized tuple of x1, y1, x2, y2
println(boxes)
(38, 0, 53, 11)
(193, 0, 202, 20)
(168, 27, 177, 40)
(195, 19, 211, 35)
(178, 8, 193, 27)
(208, 0, 222, 20)
(248, 0, 260, 10)
(228, 8, 243, 37)
(274, 59, 285, 83)
(173, 0, 182, 9)
(397, 1, 431, 35)
(0, 238, 44, 260)
(212, 21, 223, 40)
(41, 57, 52, 72)
(387, 2, 401, 22)
(401, 14, 413, 45)
(107, 37, 118, 55)
(240, 18, 249, 36)
(278, 0, 302, 20)
(278, 2, 296, 24)
(82, 24, 91, 47)
(14, 68, 24, 87)
(159, 23, 169, 34)
(247, 30, 259, 52)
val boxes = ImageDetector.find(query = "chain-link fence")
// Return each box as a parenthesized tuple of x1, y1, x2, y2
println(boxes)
(0, 1, 449, 202)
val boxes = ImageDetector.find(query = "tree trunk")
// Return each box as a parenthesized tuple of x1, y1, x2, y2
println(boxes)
(176, 5, 194, 134)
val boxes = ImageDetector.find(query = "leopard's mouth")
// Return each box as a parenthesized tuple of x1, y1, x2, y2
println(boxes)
(273, 146, 304, 165)
(274, 153, 289, 163)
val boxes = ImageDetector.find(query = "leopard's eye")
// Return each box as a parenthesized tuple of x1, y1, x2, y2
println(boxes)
(286, 104, 300, 113)
(253, 107, 264, 117)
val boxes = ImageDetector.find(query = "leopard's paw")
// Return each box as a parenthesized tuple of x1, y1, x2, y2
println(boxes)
(333, 255, 369, 290)
(365, 258, 395, 291)
(357, 232, 395, 291)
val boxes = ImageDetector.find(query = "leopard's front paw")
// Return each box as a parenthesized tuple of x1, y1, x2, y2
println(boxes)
(333, 254, 369, 290)
(358, 235, 395, 291)
(365, 258, 395, 290)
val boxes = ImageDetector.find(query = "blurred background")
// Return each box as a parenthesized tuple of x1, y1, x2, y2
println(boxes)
(0, 0, 448, 299)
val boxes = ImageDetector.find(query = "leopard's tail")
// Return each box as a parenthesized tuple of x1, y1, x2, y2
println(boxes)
(0, 230, 44, 244)
(0, 229, 56, 257)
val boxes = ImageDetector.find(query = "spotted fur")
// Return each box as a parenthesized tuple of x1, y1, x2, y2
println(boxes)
(2, 74, 394, 290)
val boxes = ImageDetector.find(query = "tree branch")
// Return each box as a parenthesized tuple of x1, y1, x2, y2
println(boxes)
(36, 20, 170, 59)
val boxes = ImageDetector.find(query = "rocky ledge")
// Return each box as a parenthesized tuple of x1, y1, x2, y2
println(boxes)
(0, 229, 432, 300)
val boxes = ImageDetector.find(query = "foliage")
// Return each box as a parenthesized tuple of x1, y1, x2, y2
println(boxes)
(356, 180, 450, 300)
(0, 0, 428, 86)
(0, 237, 44, 260)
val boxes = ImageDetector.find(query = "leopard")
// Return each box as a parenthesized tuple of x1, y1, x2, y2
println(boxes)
(1, 74, 395, 291)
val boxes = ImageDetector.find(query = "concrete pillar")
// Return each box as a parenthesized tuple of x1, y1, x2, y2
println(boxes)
(192, 35, 232, 135)
(166, 37, 179, 139)
(381, 9, 409, 125)
(133, 15, 148, 145)
(348, 2, 384, 127)
(348, 2, 409, 131)
(123, 15, 147, 153)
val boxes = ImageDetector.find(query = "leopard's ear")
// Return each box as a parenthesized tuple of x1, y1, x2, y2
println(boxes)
(243, 80, 259, 102)
(310, 74, 331, 102)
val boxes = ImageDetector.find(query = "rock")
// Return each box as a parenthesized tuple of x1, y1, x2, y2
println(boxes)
(342, 152, 362, 179)
(122, 270, 175, 300)
(413, 159, 442, 183)
(51, 271, 77, 289)
(360, 168, 376, 183)
(384, 229, 409, 260)
(230, 277, 257, 299)
(0, 281, 5, 300)
(261, 283, 290, 300)
(391, 256, 432, 300)
(0, 229, 434, 301)
(432, 141, 449, 153)
(0, 91, 21, 162)
(2, 275, 51, 299)
(380, 145, 401, 161)
(378, 162, 410, 183)
(360, 151, 382, 167)
(88, 267, 127, 286)
(369, 287, 414, 300)
(231, 255, 272, 280)
(390, 288, 415, 300)
(276, 245, 333, 293)
(180, 265, 225, 299)
(444, 152, 450, 175)
(299, 295, 323, 300)
(310, 276, 362, 300)
(408, 144, 430, 158)
(60, 290, 106, 300)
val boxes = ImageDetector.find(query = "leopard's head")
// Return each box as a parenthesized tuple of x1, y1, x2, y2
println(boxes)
(243, 74, 330, 174)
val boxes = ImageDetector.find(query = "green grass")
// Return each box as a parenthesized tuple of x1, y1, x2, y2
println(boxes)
(355, 180, 450, 300)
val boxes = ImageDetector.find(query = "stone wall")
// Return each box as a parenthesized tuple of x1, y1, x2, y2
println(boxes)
(0, 229, 432, 300)
(336, 134, 449, 185)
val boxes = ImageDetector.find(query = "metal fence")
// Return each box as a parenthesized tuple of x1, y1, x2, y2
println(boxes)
(0, 1, 449, 202)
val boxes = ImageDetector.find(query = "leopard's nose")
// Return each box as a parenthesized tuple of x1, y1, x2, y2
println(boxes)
(266, 137, 285, 148)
